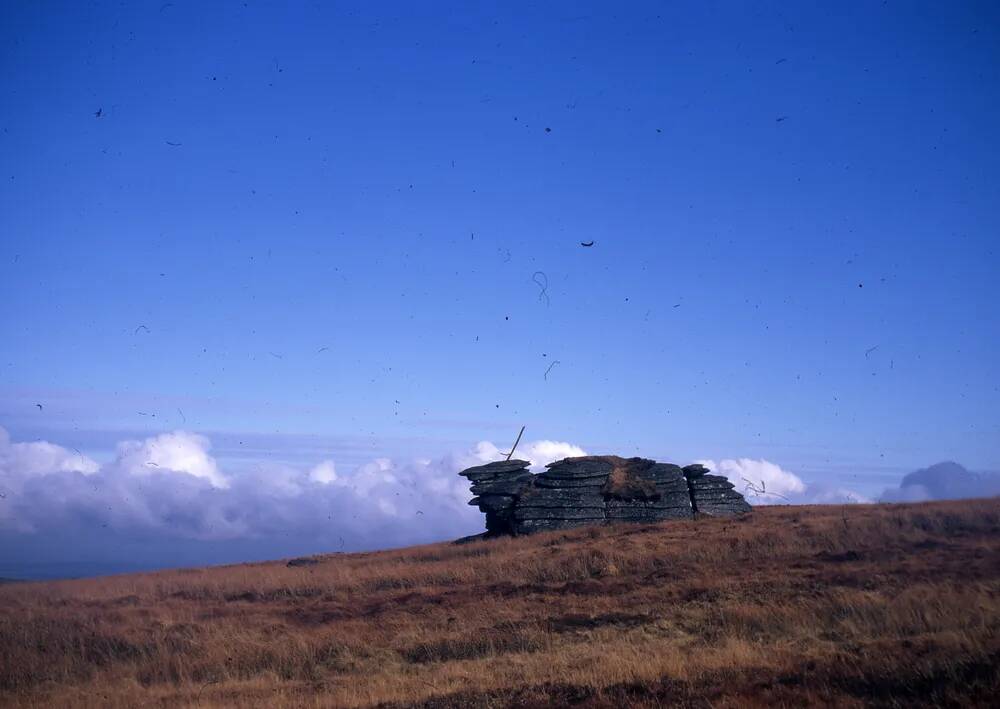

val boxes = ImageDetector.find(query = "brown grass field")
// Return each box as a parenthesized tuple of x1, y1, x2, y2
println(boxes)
(1, 499, 999, 708)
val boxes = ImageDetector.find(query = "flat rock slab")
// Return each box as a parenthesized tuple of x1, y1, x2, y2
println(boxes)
(544, 458, 615, 474)
(535, 476, 608, 489)
(646, 463, 685, 476)
(605, 496, 691, 511)
(692, 483, 737, 491)
(540, 468, 613, 480)
(515, 518, 605, 533)
(608, 504, 692, 514)
(459, 460, 531, 479)
(697, 504, 751, 516)
(606, 508, 691, 521)
(683, 464, 710, 479)
(644, 466, 687, 480)
(473, 494, 516, 512)
(521, 487, 605, 502)
(470, 477, 533, 496)
(653, 484, 692, 496)
(461, 471, 529, 483)
(642, 479, 686, 489)
(692, 491, 746, 502)
(515, 507, 607, 521)
(691, 474, 736, 487)
(520, 500, 606, 511)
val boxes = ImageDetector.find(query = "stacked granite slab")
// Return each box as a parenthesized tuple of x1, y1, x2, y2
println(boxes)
(513, 457, 611, 534)
(682, 464, 752, 516)
(460, 459, 533, 535)
(459, 455, 751, 537)
(604, 460, 694, 523)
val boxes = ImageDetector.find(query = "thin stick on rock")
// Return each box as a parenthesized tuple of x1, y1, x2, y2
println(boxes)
(505, 425, 526, 461)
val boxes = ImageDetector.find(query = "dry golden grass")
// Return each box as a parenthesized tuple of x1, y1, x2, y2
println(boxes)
(1, 499, 999, 707)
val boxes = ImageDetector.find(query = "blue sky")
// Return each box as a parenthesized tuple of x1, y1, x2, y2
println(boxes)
(1, 2, 998, 576)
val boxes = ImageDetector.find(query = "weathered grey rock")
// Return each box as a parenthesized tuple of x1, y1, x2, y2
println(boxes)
(470, 475, 533, 496)
(647, 463, 685, 477)
(605, 492, 693, 521)
(605, 496, 691, 511)
(461, 472, 517, 484)
(654, 484, 691, 496)
(693, 484, 737, 494)
(688, 474, 751, 516)
(459, 460, 531, 480)
(650, 481, 690, 493)
(651, 470, 688, 479)
(544, 458, 615, 475)
(644, 464, 688, 485)
(541, 468, 613, 480)
(692, 487, 743, 498)
(693, 496, 742, 506)
(514, 500, 606, 518)
(474, 494, 516, 512)
(606, 507, 690, 521)
(647, 476, 687, 485)
(692, 474, 736, 488)
(463, 459, 531, 473)
(515, 507, 606, 521)
(694, 495, 748, 506)
(683, 464, 710, 479)
(692, 489, 741, 499)
(520, 488, 606, 505)
(696, 504, 751, 516)
(514, 518, 598, 534)
(535, 475, 608, 489)
(520, 500, 606, 511)
(485, 514, 513, 534)
(697, 501, 752, 516)
(459, 454, 750, 536)
(689, 477, 740, 495)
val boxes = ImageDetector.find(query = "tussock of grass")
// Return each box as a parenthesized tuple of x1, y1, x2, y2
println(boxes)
(602, 464, 659, 500)
(1, 499, 999, 707)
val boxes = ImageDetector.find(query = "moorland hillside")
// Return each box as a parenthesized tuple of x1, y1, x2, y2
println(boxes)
(1, 499, 998, 707)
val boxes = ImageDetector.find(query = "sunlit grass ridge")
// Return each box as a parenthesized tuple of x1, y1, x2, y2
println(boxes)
(1, 499, 998, 707)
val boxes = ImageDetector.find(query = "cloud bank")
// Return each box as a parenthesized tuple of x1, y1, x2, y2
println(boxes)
(698, 457, 870, 505)
(3, 426, 921, 577)
(0, 427, 589, 561)
(0, 425, 865, 548)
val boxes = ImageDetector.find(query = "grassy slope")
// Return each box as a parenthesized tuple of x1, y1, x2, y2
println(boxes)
(1, 499, 998, 708)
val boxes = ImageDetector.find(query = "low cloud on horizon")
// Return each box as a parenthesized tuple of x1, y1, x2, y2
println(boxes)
(697, 457, 872, 505)
(1, 425, 994, 578)
(0, 426, 588, 576)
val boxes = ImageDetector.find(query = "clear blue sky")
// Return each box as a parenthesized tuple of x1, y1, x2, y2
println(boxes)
(2, 1, 999, 496)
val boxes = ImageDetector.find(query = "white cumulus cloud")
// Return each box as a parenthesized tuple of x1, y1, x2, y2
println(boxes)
(697, 458, 806, 502)
(697, 457, 869, 505)
(472, 439, 587, 471)
(114, 430, 227, 488)
(308, 460, 338, 484)
(0, 427, 99, 478)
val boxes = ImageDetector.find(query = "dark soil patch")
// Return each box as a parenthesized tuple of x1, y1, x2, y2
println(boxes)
(547, 612, 652, 633)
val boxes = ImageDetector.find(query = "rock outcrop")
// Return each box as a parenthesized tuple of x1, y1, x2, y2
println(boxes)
(682, 463, 753, 517)
(461, 455, 750, 536)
